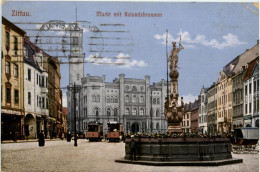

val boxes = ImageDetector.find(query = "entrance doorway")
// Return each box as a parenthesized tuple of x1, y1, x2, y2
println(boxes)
(131, 123, 139, 133)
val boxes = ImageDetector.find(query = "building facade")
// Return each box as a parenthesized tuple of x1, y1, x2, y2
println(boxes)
(190, 96, 201, 133)
(207, 83, 217, 135)
(182, 102, 192, 133)
(1, 17, 26, 140)
(243, 57, 259, 127)
(199, 86, 208, 134)
(24, 37, 49, 139)
(68, 74, 168, 134)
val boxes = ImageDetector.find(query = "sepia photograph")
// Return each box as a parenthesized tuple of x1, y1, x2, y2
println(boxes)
(1, 1, 259, 171)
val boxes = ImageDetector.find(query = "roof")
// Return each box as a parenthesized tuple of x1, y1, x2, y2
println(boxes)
(2, 17, 26, 36)
(243, 57, 259, 81)
(223, 56, 240, 77)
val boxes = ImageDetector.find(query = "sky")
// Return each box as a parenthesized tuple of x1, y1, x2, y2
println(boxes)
(2, 1, 259, 106)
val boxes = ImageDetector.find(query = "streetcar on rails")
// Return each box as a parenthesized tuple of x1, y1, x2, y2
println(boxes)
(231, 127, 259, 154)
(86, 121, 103, 142)
(107, 121, 123, 142)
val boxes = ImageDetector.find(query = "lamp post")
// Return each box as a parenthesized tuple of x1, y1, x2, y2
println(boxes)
(73, 82, 77, 147)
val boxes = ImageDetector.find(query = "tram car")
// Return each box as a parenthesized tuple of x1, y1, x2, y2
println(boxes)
(107, 121, 123, 142)
(86, 121, 103, 142)
(231, 127, 259, 153)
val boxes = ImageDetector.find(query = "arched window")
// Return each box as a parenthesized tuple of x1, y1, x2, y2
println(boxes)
(153, 98, 156, 104)
(107, 108, 111, 116)
(125, 108, 130, 115)
(157, 98, 160, 104)
(140, 108, 144, 116)
(107, 96, 110, 103)
(140, 86, 144, 92)
(125, 85, 129, 91)
(95, 108, 99, 116)
(132, 95, 136, 103)
(140, 96, 144, 103)
(156, 122, 160, 129)
(125, 95, 129, 103)
(96, 95, 100, 102)
(92, 95, 96, 102)
(132, 108, 137, 115)
(156, 109, 160, 117)
(110, 96, 114, 103)
(132, 86, 137, 91)
(115, 97, 118, 103)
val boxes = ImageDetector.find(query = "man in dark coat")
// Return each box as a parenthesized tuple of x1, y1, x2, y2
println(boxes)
(38, 130, 45, 147)
(129, 135, 137, 160)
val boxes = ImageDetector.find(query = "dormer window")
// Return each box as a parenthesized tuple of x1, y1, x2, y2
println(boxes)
(24, 47, 28, 58)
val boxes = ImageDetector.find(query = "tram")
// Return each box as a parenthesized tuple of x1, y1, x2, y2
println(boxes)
(107, 121, 123, 142)
(86, 121, 103, 142)
(231, 127, 259, 153)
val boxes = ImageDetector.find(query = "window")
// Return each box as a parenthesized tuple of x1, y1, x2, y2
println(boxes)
(157, 98, 160, 104)
(140, 108, 144, 116)
(106, 96, 110, 103)
(132, 108, 137, 115)
(156, 123, 160, 129)
(14, 36, 18, 54)
(72, 37, 78, 45)
(132, 86, 137, 91)
(132, 95, 136, 103)
(46, 77, 48, 87)
(13, 64, 18, 77)
(6, 87, 11, 103)
(77, 74, 79, 81)
(125, 108, 130, 115)
(110, 96, 114, 103)
(5, 61, 10, 74)
(140, 96, 144, 103)
(5, 31, 10, 47)
(245, 104, 248, 114)
(28, 69, 31, 81)
(140, 86, 144, 92)
(42, 76, 45, 87)
(125, 85, 129, 91)
(92, 95, 96, 102)
(125, 95, 129, 103)
(254, 81, 257, 93)
(187, 120, 189, 126)
(24, 47, 28, 58)
(153, 98, 156, 104)
(107, 108, 111, 116)
(156, 109, 160, 117)
(14, 90, 19, 104)
(245, 85, 248, 96)
(115, 97, 118, 103)
(249, 103, 252, 113)
(37, 96, 39, 107)
(42, 97, 45, 108)
(249, 83, 252, 94)
(114, 108, 118, 116)
(95, 108, 99, 116)
(96, 95, 100, 102)
(28, 92, 31, 105)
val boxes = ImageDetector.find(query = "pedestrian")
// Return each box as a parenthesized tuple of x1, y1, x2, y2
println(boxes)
(67, 132, 71, 142)
(121, 131, 125, 142)
(129, 135, 137, 160)
(38, 130, 45, 147)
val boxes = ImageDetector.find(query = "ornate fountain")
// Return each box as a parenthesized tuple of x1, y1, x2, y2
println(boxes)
(116, 37, 242, 166)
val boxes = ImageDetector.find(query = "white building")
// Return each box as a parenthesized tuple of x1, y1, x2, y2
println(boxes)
(243, 57, 259, 128)
(24, 38, 49, 138)
(67, 74, 168, 134)
(199, 86, 208, 134)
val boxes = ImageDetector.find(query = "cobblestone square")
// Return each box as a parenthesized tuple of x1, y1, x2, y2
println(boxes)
(1, 140, 259, 172)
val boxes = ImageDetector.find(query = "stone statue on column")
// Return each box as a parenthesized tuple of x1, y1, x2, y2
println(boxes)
(164, 36, 184, 133)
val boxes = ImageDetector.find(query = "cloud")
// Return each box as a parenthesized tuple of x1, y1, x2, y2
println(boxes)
(85, 53, 148, 68)
(154, 30, 247, 49)
(181, 94, 198, 104)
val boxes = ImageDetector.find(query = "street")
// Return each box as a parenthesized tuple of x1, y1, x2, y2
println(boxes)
(1, 140, 259, 172)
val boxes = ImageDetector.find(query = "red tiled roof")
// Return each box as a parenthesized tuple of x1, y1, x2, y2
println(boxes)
(243, 57, 259, 81)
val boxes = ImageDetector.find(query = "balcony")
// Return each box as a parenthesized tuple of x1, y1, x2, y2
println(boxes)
(41, 87, 48, 94)
(41, 108, 49, 117)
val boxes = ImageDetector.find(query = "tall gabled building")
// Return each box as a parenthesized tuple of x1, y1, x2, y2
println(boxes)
(1, 17, 26, 140)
